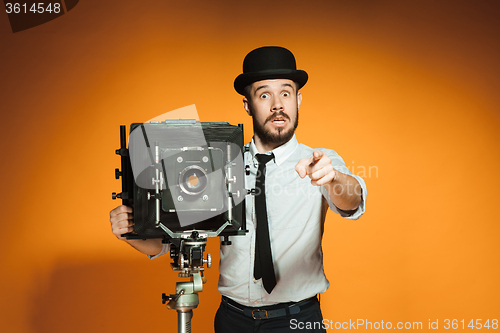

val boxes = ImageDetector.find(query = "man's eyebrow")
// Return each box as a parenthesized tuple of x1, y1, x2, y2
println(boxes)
(254, 85, 269, 94)
(253, 83, 295, 95)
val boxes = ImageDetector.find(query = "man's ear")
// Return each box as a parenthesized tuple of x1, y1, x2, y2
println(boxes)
(243, 97, 252, 116)
(297, 91, 303, 110)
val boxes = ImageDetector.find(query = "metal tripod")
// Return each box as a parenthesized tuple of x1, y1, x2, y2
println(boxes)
(162, 234, 211, 333)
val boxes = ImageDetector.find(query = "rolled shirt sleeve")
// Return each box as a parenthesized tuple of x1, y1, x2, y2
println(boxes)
(147, 243, 171, 260)
(319, 149, 367, 220)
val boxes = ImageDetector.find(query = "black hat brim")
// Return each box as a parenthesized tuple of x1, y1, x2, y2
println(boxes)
(234, 69, 308, 96)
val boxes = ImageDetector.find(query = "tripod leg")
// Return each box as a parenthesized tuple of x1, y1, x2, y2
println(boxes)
(178, 310, 193, 333)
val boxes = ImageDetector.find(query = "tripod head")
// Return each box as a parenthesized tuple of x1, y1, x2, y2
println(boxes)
(169, 231, 211, 277)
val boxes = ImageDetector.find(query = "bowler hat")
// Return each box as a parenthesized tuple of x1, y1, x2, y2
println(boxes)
(234, 46, 308, 95)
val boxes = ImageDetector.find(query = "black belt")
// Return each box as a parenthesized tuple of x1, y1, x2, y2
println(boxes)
(221, 295, 318, 320)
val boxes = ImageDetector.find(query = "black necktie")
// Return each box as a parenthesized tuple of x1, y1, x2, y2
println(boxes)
(254, 153, 277, 294)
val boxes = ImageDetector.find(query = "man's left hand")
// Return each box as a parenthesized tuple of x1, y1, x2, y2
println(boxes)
(295, 150, 337, 186)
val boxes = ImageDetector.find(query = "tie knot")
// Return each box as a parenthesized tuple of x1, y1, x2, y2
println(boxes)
(255, 153, 274, 166)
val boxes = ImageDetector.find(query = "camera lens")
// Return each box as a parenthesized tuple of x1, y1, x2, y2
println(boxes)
(179, 165, 208, 195)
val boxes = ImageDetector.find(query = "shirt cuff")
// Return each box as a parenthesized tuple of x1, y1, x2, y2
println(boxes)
(322, 174, 367, 220)
(147, 243, 171, 260)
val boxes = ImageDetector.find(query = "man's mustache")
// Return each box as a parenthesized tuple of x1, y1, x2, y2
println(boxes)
(265, 111, 290, 124)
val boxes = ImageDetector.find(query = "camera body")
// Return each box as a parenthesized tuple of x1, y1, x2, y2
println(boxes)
(114, 120, 247, 241)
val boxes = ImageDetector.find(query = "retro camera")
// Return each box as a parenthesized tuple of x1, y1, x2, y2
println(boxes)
(113, 120, 247, 241)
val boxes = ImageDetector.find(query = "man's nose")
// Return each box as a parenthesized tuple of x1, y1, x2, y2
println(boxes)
(271, 95, 284, 111)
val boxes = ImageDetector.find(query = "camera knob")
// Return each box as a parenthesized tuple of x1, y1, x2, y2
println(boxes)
(221, 236, 232, 246)
(162, 293, 171, 304)
(245, 165, 250, 175)
(115, 168, 122, 179)
(112, 192, 122, 200)
(204, 253, 212, 268)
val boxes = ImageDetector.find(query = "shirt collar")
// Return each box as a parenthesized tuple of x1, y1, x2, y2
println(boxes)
(248, 134, 299, 167)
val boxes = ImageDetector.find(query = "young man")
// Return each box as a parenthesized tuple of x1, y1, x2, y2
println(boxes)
(110, 46, 366, 332)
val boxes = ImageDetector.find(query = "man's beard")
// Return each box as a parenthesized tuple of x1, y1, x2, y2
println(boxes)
(252, 107, 299, 146)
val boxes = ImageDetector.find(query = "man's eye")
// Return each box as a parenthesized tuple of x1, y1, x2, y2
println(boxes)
(282, 92, 290, 97)
(260, 93, 269, 99)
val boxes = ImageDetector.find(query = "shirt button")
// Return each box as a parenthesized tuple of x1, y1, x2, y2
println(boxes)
(254, 301, 259, 305)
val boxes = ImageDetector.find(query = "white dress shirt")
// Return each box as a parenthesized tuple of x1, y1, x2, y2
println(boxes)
(217, 134, 367, 306)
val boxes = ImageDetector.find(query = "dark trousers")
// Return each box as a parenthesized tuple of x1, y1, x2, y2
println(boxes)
(214, 296, 327, 333)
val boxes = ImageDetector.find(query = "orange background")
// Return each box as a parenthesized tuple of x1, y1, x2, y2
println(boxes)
(1, 1, 499, 332)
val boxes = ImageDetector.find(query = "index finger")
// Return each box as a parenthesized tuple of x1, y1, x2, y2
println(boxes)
(312, 150, 324, 163)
